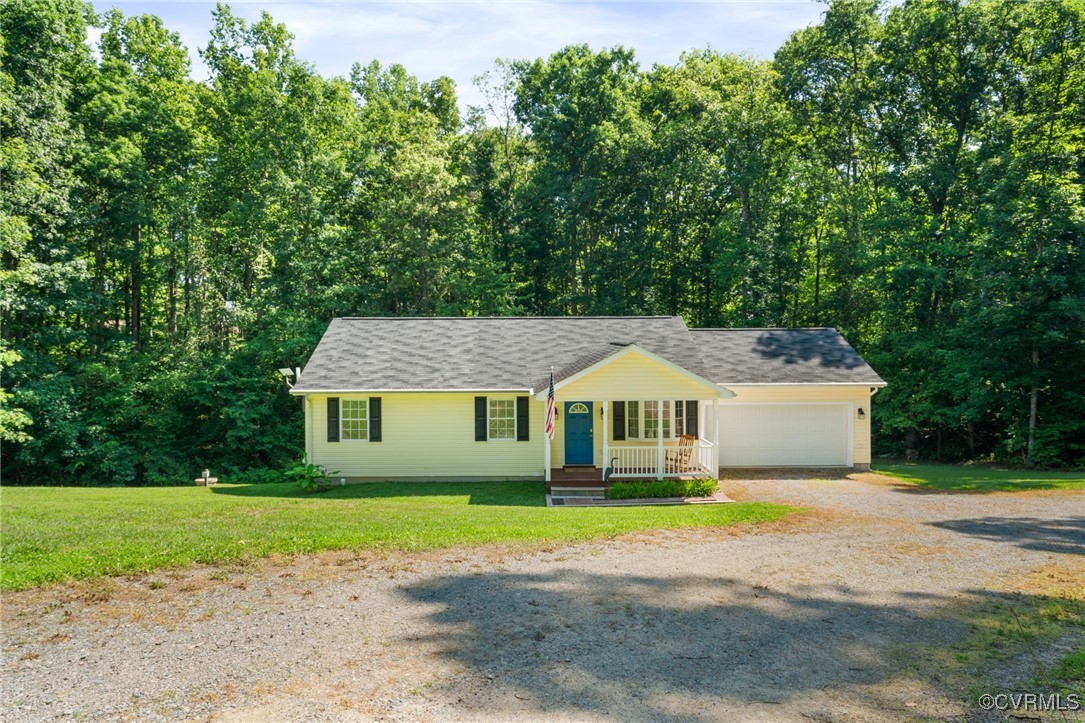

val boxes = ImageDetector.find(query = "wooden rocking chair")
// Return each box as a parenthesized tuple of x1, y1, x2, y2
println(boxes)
(665, 434, 697, 474)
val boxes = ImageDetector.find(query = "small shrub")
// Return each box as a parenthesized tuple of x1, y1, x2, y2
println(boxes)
(220, 468, 284, 485)
(606, 478, 718, 500)
(285, 457, 338, 493)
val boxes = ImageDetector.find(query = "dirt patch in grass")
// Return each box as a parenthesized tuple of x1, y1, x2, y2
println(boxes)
(2, 515, 809, 632)
(901, 559, 1085, 716)
(5, 476, 1081, 722)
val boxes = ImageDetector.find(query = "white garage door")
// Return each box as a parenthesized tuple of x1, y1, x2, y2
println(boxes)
(718, 403, 850, 467)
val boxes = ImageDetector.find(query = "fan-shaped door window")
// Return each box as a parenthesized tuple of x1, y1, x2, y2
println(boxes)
(568, 402, 590, 414)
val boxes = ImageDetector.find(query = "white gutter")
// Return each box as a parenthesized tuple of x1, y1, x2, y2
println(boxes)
(720, 382, 888, 387)
(290, 387, 535, 396)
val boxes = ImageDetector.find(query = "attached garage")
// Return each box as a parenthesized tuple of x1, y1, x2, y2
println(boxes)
(718, 402, 851, 467)
(691, 328, 886, 470)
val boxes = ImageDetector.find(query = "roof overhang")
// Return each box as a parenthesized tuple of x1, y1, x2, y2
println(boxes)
(718, 382, 887, 387)
(290, 387, 533, 396)
(533, 343, 735, 400)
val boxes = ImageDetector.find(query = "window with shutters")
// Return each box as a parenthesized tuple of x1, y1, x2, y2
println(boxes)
(620, 400, 687, 439)
(341, 399, 369, 440)
(488, 398, 515, 440)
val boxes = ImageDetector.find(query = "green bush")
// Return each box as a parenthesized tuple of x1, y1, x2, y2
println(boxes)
(284, 456, 338, 493)
(606, 478, 718, 500)
(220, 468, 285, 485)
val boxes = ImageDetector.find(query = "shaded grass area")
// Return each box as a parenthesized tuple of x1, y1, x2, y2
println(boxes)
(909, 563, 1085, 706)
(872, 462, 1085, 492)
(1, 481, 793, 591)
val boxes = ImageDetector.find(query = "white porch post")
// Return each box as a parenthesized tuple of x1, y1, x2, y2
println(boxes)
(711, 400, 720, 477)
(657, 398, 665, 480)
(542, 429, 551, 482)
(601, 401, 608, 476)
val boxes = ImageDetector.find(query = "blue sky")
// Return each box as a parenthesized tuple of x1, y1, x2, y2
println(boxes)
(97, 1, 827, 109)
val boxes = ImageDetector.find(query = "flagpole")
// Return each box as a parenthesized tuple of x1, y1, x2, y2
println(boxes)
(544, 365, 554, 484)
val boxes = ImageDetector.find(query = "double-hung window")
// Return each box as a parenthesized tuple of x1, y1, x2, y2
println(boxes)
(488, 398, 516, 440)
(626, 401, 641, 439)
(341, 399, 369, 440)
(624, 400, 677, 439)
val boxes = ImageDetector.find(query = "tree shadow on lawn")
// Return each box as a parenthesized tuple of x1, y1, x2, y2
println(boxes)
(394, 568, 1046, 720)
(209, 479, 547, 506)
(929, 516, 1085, 556)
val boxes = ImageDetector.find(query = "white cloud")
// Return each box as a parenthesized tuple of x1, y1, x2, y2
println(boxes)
(103, 1, 826, 109)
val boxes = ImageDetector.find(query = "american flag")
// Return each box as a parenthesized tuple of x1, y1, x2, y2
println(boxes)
(544, 371, 556, 441)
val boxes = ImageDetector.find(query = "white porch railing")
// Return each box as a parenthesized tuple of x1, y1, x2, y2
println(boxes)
(607, 438, 716, 479)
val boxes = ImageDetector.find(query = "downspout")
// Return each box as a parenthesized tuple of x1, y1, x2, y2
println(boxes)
(306, 396, 314, 462)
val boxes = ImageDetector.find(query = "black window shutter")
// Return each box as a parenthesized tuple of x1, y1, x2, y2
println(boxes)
(612, 401, 626, 441)
(686, 400, 698, 437)
(327, 397, 340, 442)
(516, 396, 529, 441)
(369, 397, 382, 442)
(475, 396, 487, 441)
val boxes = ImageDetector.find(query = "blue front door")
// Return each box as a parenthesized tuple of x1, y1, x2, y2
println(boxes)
(564, 401, 594, 465)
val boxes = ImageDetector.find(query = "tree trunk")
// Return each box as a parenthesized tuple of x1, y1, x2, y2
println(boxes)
(813, 226, 822, 325)
(168, 245, 178, 339)
(905, 426, 918, 461)
(1026, 349, 1039, 467)
(131, 224, 143, 350)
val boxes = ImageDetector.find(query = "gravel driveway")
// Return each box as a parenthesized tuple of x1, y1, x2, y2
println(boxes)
(3, 474, 1083, 722)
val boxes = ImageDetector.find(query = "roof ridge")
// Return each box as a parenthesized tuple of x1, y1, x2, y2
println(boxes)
(690, 327, 838, 332)
(335, 316, 682, 321)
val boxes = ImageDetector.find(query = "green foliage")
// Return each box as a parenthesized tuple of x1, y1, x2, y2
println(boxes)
(218, 468, 283, 485)
(2, 0, 1084, 482)
(284, 457, 336, 493)
(606, 479, 718, 500)
(0, 482, 793, 590)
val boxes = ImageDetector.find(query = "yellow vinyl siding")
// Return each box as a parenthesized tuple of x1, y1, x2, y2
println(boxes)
(307, 393, 544, 478)
(719, 385, 874, 465)
(558, 349, 720, 401)
(548, 351, 722, 469)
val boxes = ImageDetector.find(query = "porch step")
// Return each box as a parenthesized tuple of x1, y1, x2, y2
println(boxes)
(547, 486, 607, 498)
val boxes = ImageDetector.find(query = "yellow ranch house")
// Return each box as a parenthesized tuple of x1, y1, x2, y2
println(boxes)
(289, 317, 885, 483)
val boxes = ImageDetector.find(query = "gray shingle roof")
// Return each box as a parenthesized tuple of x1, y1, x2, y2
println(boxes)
(292, 317, 884, 392)
(292, 317, 713, 393)
(690, 328, 885, 385)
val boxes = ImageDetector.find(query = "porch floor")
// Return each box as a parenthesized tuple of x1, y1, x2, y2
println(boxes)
(546, 467, 713, 492)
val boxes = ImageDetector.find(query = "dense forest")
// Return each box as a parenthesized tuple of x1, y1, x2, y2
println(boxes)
(2, 0, 1083, 483)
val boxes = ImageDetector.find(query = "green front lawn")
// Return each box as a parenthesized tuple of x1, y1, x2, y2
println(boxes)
(0, 481, 793, 591)
(873, 462, 1085, 492)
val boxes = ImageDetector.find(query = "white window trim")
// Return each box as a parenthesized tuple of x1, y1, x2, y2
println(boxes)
(340, 398, 370, 442)
(487, 397, 516, 441)
(623, 400, 680, 440)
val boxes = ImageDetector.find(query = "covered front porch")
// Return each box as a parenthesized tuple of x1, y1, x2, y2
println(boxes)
(545, 457, 716, 490)
(534, 342, 733, 484)
(533, 338, 737, 482)
(542, 398, 720, 483)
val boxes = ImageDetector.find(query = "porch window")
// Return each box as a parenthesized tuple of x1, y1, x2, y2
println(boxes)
(644, 401, 673, 439)
(341, 399, 369, 440)
(488, 398, 515, 440)
(622, 400, 683, 439)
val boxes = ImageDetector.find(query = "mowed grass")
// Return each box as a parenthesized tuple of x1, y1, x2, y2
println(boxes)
(873, 462, 1085, 492)
(1, 481, 793, 591)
